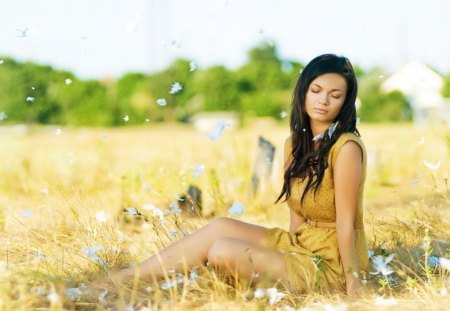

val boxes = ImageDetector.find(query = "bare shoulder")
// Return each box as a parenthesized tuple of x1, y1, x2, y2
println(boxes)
(336, 140, 363, 165)
(331, 132, 365, 166)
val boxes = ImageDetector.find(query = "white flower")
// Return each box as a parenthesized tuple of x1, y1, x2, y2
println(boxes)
(143, 203, 155, 211)
(98, 289, 109, 305)
(81, 245, 105, 265)
(17, 27, 28, 38)
(189, 61, 197, 72)
(169, 229, 177, 238)
(160, 279, 178, 290)
(123, 115, 129, 122)
(153, 208, 164, 219)
(280, 111, 287, 119)
(189, 269, 199, 281)
(254, 288, 266, 298)
(439, 257, 450, 271)
(423, 159, 440, 170)
(266, 287, 286, 305)
(55, 128, 62, 135)
(169, 202, 182, 214)
(47, 290, 60, 303)
(192, 164, 205, 178)
(327, 121, 339, 139)
(312, 132, 324, 142)
(156, 98, 167, 106)
(207, 119, 230, 141)
(95, 211, 108, 223)
(0, 59, 3, 64)
(66, 287, 83, 301)
(26, 96, 35, 102)
(228, 201, 244, 215)
(370, 254, 394, 276)
(126, 207, 139, 216)
(65, 78, 72, 85)
(169, 82, 183, 94)
(20, 209, 33, 219)
(174, 194, 185, 201)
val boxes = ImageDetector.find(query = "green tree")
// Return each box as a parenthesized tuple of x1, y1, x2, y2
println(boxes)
(114, 73, 150, 125)
(195, 65, 240, 112)
(442, 72, 450, 98)
(358, 69, 411, 122)
(235, 43, 293, 118)
(148, 58, 195, 122)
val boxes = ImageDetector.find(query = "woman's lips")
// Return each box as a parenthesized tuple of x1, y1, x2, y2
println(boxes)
(314, 108, 328, 114)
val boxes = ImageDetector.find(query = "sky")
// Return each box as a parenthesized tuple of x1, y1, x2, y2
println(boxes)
(1, 0, 449, 80)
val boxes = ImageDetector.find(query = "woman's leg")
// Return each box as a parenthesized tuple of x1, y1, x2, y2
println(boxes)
(207, 237, 289, 287)
(91, 216, 274, 287)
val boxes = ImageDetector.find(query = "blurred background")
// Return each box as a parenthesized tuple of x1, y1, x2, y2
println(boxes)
(0, 0, 449, 127)
(0, 2, 450, 308)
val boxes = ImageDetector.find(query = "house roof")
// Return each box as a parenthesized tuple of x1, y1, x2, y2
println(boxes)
(380, 61, 443, 95)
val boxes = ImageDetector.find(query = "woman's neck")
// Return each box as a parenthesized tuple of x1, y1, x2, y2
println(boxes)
(310, 120, 331, 138)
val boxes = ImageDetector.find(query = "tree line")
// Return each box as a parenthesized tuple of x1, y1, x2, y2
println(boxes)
(1, 43, 449, 126)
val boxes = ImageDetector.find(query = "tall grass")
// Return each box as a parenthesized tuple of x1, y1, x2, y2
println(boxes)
(0, 121, 449, 310)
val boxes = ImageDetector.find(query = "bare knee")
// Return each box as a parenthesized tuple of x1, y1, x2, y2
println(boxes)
(207, 238, 234, 267)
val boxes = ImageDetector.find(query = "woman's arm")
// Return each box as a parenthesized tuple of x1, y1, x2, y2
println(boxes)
(333, 140, 363, 297)
(283, 136, 306, 233)
(289, 207, 306, 233)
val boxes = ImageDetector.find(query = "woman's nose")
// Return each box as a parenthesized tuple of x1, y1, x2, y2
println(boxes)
(318, 95, 329, 105)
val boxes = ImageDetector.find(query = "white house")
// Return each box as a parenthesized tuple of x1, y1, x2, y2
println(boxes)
(380, 61, 450, 125)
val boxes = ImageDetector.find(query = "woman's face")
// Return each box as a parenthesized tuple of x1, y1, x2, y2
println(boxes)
(305, 73, 348, 125)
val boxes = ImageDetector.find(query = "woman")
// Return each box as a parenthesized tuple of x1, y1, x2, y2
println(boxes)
(92, 53, 368, 298)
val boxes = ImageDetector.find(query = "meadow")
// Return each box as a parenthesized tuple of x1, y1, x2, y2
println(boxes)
(0, 120, 449, 310)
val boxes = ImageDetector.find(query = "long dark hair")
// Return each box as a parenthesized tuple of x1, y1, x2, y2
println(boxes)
(274, 53, 360, 205)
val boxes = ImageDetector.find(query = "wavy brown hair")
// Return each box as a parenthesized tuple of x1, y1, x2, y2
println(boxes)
(274, 54, 360, 206)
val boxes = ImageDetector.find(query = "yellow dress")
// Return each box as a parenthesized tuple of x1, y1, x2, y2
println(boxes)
(266, 132, 369, 294)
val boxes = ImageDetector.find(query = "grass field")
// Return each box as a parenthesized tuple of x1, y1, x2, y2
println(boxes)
(0, 120, 449, 310)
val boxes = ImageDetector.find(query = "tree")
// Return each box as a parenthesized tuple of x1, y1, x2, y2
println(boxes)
(442, 72, 450, 98)
(195, 65, 240, 112)
(358, 69, 411, 122)
(148, 58, 195, 122)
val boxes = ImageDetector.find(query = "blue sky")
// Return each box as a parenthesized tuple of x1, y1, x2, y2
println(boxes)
(1, 0, 449, 79)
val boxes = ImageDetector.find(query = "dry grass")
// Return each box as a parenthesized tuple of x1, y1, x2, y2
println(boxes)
(0, 120, 449, 310)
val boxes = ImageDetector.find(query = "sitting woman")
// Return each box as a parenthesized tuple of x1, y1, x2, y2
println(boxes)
(91, 53, 369, 298)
